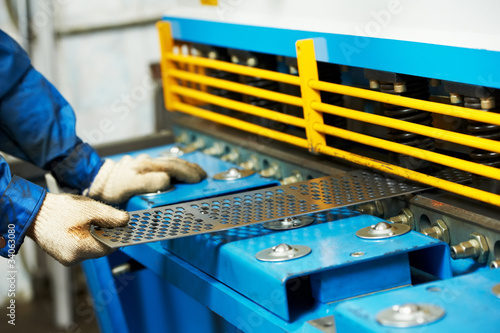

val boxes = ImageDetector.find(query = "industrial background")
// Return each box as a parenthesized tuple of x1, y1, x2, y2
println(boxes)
(1, 0, 500, 332)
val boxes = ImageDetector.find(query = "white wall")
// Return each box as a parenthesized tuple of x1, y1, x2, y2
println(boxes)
(39, 0, 175, 144)
(56, 25, 160, 145)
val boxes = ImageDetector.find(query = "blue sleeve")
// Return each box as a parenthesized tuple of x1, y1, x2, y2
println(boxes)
(0, 30, 103, 189)
(0, 155, 46, 257)
(0, 30, 103, 257)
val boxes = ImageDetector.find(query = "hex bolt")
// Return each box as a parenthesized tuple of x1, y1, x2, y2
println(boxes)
(230, 55, 239, 64)
(387, 208, 414, 229)
(176, 132, 190, 144)
(184, 138, 206, 152)
(190, 47, 200, 57)
(202, 142, 225, 156)
(394, 82, 407, 93)
(449, 93, 462, 105)
(369, 80, 380, 89)
(220, 149, 239, 162)
(281, 170, 303, 185)
(246, 57, 257, 67)
(450, 233, 489, 264)
(356, 201, 384, 217)
(422, 219, 450, 244)
(481, 96, 495, 110)
(207, 50, 218, 59)
(239, 155, 258, 170)
(259, 162, 280, 178)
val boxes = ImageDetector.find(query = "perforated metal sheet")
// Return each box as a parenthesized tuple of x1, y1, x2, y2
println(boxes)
(91, 170, 428, 248)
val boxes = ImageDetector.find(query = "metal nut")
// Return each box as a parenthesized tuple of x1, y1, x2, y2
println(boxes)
(449, 93, 462, 104)
(394, 83, 407, 93)
(369, 80, 380, 89)
(470, 233, 490, 263)
(202, 142, 225, 156)
(422, 219, 449, 244)
(451, 233, 489, 264)
(220, 149, 239, 162)
(239, 155, 258, 170)
(281, 170, 303, 185)
(481, 97, 495, 110)
(356, 201, 384, 217)
(387, 208, 414, 229)
(259, 162, 280, 178)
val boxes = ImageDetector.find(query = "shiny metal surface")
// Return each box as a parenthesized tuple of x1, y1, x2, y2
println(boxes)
(376, 303, 446, 328)
(356, 222, 412, 240)
(255, 243, 311, 262)
(262, 216, 315, 230)
(213, 167, 255, 181)
(160, 145, 188, 157)
(92, 170, 426, 248)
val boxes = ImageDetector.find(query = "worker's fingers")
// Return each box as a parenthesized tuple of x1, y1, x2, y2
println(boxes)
(137, 157, 207, 183)
(27, 193, 128, 266)
(55, 194, 129, 228)
(121, 171, 172, 196)
(58, 232, 115, 266)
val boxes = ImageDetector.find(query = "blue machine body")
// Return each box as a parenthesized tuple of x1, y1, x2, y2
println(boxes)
(162, 212, 451, 321)
(334, 268, 500, 333)
(81, 17, 500, 333)
(82, 143, 457, 332)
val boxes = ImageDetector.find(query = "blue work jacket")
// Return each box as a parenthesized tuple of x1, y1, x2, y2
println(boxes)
(0, 30, 103, 258)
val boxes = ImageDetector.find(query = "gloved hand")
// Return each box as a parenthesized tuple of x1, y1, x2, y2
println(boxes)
(86, 154, 207, 204)
(27, 193, 129, 266)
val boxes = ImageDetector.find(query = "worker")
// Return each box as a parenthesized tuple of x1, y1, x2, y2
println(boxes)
(0, 30, 206, 266)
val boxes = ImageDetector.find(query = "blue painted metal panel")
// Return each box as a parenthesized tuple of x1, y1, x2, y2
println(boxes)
(81, 257, 130, 333)
(163, 212, 452, 321)
(334, 268, 500, 333)
(163, 17, 500, 89)
(121, 242, 322, 333)
(105, 144, 278, 210)
(310, 253, 411, 303)
(116, 262, 239, 333)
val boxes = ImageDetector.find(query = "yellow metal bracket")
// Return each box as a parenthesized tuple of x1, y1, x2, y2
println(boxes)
(156, 21, 500, 207)
(156, 21, 178, 111)
(296, 39, 325, 154)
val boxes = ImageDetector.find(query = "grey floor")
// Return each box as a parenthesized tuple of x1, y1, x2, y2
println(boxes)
(0, 271, 100, 333)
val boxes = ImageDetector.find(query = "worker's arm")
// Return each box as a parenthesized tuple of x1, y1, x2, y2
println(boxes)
(0, 31, 106, 261)
(0, 156, 46, 258)
(0, 31, 205, 265)
(0, 31, 130, 265)
(0, 30, 103, 191)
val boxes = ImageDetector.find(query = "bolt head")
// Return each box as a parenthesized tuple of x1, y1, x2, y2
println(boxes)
(394, 83, 407, 93)
(397, 304, 420, 315)
(273, 243, 293, 253)
(208, 50, 217, 59)
(227, 168, 241, 176)
(433, 219, 449, 243)
(470, 233, 489, 263)
(373, 222, 391, 231)
(247, 57, 257, 67)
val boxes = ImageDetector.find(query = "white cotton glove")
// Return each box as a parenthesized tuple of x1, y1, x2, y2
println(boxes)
(86, 155, 207, 204)
(27, 193, 129, 266)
